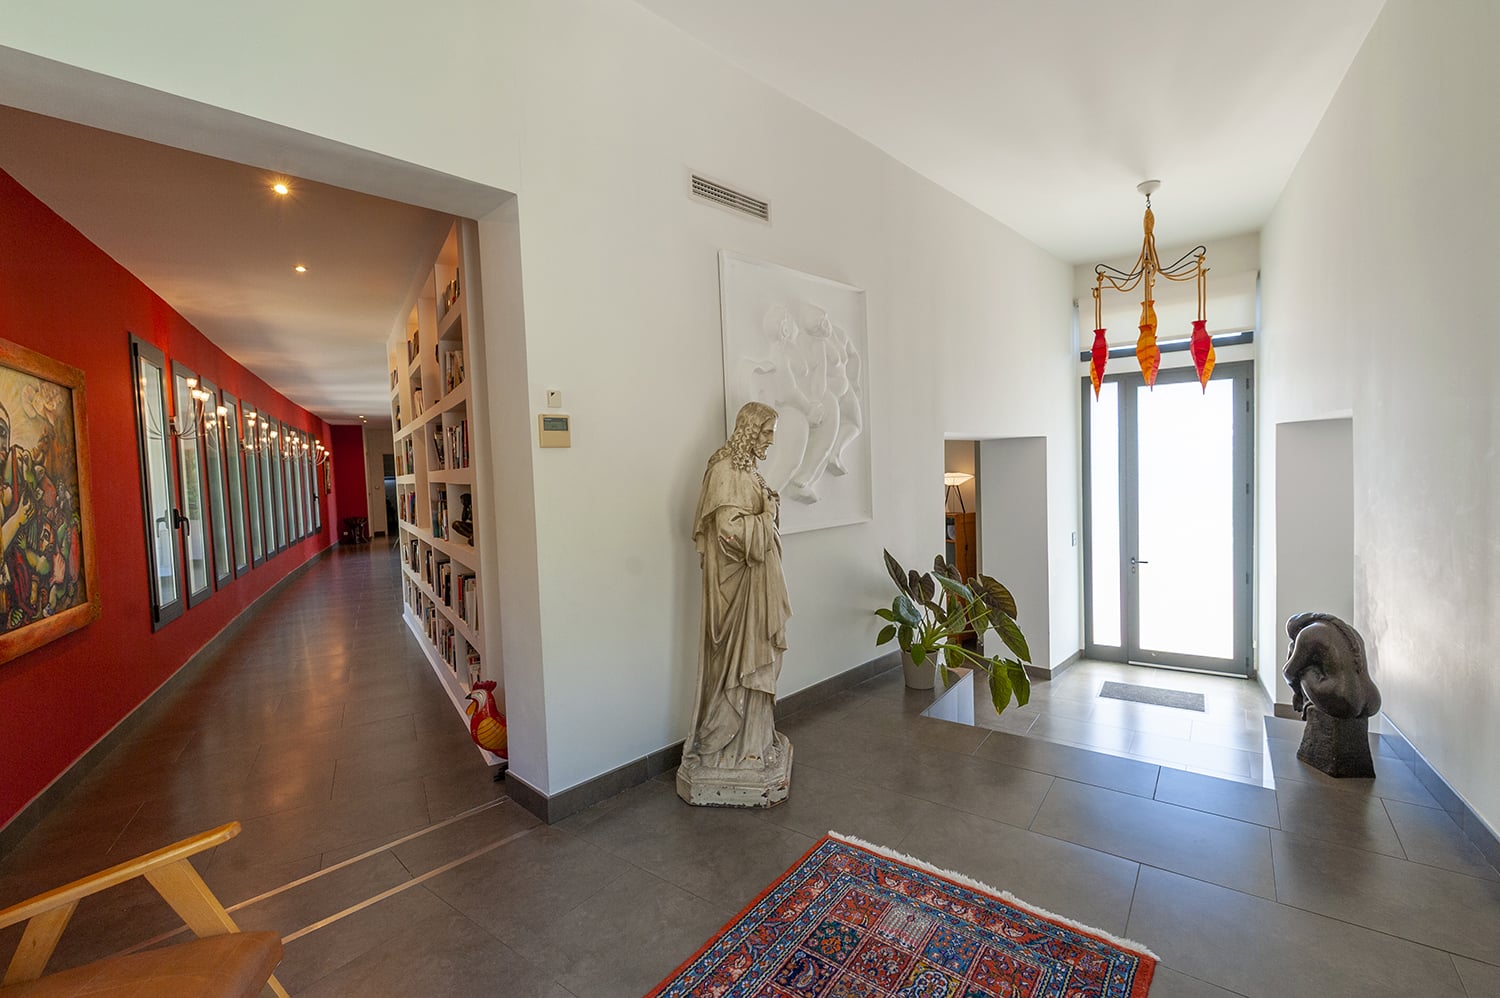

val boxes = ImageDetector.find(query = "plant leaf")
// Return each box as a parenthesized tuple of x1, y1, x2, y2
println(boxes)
(876, 624, 896, 646)
(988, 667, 1014, 716)
(934, 574, 973, 602)
(977, 575, 1018, 618)
(995, 611, 1031, 663)
(897, 623, 913, 649)
(933, 556, 959, 580)
(874, 607, 896, 622)
(893, 594, 922, 629)
(1005, 659, 1032, 707)
(910, 644, 926, 667)
(884, 549, 911, 596)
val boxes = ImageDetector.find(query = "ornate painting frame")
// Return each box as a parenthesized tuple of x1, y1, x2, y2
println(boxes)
(0, 337, 100, 663)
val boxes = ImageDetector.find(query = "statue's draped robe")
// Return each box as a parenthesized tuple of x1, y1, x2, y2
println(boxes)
(686, 457, 792, 770)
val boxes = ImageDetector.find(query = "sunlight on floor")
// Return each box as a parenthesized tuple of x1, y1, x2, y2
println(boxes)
(967, 660, 1276, 787)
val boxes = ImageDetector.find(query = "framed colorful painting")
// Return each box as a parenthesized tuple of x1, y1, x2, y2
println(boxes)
(0, 338, 100, 663)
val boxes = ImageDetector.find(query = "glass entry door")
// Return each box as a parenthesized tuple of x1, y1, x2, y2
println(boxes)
(1084, 362, 1253, 675)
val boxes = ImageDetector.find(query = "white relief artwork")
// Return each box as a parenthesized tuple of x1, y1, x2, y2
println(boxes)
(719, 252, 872, 534)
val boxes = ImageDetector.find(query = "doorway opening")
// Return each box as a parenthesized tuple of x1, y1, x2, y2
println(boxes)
(1082, 362, 1254, 676)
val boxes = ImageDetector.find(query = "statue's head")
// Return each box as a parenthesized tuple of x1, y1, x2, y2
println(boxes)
(797, 304, 832, 339)
(726, 401, 778, 468)
(763, 305, 798, 344)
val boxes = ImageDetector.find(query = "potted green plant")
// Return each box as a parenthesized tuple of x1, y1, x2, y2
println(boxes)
(874, 549, 1033, 716)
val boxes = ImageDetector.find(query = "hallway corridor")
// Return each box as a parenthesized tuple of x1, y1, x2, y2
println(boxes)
(2, 545, 1499, 996)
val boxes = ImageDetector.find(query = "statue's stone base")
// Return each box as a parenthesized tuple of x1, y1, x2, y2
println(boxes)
(677, 732, 793, 808)
(1297, 707, 1376, 778)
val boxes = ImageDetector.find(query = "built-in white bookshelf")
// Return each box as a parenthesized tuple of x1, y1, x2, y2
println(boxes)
(389, 221, 499, 765)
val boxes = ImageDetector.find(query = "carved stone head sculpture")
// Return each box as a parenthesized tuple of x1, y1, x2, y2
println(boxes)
(1283, 612, 1381, 720)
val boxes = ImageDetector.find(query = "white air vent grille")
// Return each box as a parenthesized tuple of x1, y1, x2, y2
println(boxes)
(691, 175, 769, 222)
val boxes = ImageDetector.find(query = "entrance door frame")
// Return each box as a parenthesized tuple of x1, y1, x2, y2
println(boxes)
(1081, 360, 1255, 676)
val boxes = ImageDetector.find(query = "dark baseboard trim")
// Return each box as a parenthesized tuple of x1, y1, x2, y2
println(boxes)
(506, 650, 902, 825)
(1033, 650, 1081, 682)
(779, 650, 900, 720)
(0, 546, 334, 857)
(1376, 717, 1500, 874)
(505, 742, 685, 825)
(1023, 649, 1082, 682)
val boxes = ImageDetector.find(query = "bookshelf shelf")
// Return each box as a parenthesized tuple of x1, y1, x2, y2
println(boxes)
(388, 219, 494, 765)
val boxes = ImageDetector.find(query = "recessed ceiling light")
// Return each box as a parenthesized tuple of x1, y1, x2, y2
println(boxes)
(272, 181, 290, 196)
(294, 265, 307, 273)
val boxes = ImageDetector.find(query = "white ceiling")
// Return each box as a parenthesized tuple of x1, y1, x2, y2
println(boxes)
(0, 103, 453, 425)
(634, 0, 1386, 262)
(1, 4, 1385, 425)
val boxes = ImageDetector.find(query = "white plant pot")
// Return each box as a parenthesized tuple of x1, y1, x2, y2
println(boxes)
(901, 649, 938, 690)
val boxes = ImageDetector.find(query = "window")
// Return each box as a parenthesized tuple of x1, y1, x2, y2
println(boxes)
(241, 404, 265, 566)
(221, 392, 250, 575)
(171, 363, 212, 605)
(200, 378, 231, 589)
(128, 337, 183, 628)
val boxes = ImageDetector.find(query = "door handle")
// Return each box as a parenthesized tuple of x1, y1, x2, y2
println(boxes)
(1130, 556, 1148, 566)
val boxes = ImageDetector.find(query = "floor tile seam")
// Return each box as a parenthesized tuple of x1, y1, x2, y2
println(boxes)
(1023, 776, 1058, 834)
(1374, 796, 1412, 861)
(1269, 826, 1500, 889)
(100, 802, 146, 858)
(1260, 889, 1500, 969)
(1148, 791, 1280, 830)
(280, 826, 539, 946)
(978, 743, 1163, 800)
(1154, 964, 1252, 996)
(1050, 774, 1273, 835)
(1025, 814, 1278, 900)
(226, 797, 511, 913)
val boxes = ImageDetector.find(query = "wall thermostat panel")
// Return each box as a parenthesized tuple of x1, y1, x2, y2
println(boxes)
(538, 413, 572, 448)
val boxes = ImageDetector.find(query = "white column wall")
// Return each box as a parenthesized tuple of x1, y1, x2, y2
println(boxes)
(1260, 0, 1499, 829)
(514, 0, 1076, 792)
(0, 0, 1078, 797)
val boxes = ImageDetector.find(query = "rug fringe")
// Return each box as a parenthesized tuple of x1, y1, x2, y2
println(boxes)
(826, 830, 1160, 961)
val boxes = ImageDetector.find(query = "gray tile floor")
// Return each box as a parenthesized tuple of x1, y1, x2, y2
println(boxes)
(1, 546, 1497, 996)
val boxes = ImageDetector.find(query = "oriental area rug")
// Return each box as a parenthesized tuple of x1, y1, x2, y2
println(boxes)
(648, 832, 1156, 998)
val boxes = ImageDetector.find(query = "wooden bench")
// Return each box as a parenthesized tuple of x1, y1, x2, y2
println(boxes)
(0, 822, 286, 997)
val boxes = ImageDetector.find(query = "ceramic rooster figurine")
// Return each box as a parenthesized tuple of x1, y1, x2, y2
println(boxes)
(464, 680, 508, 761)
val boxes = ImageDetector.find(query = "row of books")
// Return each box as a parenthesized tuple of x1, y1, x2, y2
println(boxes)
(435, 562, 478, 627)
(432, 491, 450, 539)
(455, 573, 478, 632)
(432, 419, 469, 471)
(441, 349, 465, 393)
(396, 437, 414, 476)
(406, 573, 477, 682)
(398, 490, 416, 524)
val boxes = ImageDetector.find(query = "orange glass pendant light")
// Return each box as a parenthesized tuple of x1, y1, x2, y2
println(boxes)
(1090, 181, 1209, 394)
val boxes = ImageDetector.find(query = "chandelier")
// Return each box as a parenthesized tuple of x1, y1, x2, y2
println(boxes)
(1089, 180, 1212, 397)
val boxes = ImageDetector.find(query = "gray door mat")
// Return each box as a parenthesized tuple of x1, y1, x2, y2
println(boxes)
(1099, 681, 1206, 712)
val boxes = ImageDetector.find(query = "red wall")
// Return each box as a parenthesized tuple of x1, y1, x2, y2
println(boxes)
(0, 169, 337, 828)
(331, 424, 369, 526)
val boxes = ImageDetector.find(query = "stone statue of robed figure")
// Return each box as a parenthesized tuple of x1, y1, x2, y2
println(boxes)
(678, 401, 794, 807)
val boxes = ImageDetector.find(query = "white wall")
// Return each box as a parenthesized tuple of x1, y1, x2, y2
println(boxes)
(1271, 418, 1354, 703)
(0, 0, 1078, 797)
(978, 438, 1051, 671)
(513, 0, 1076, 793)
(361, 427, 394, 535)
(1260, 0, 1499, 830)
